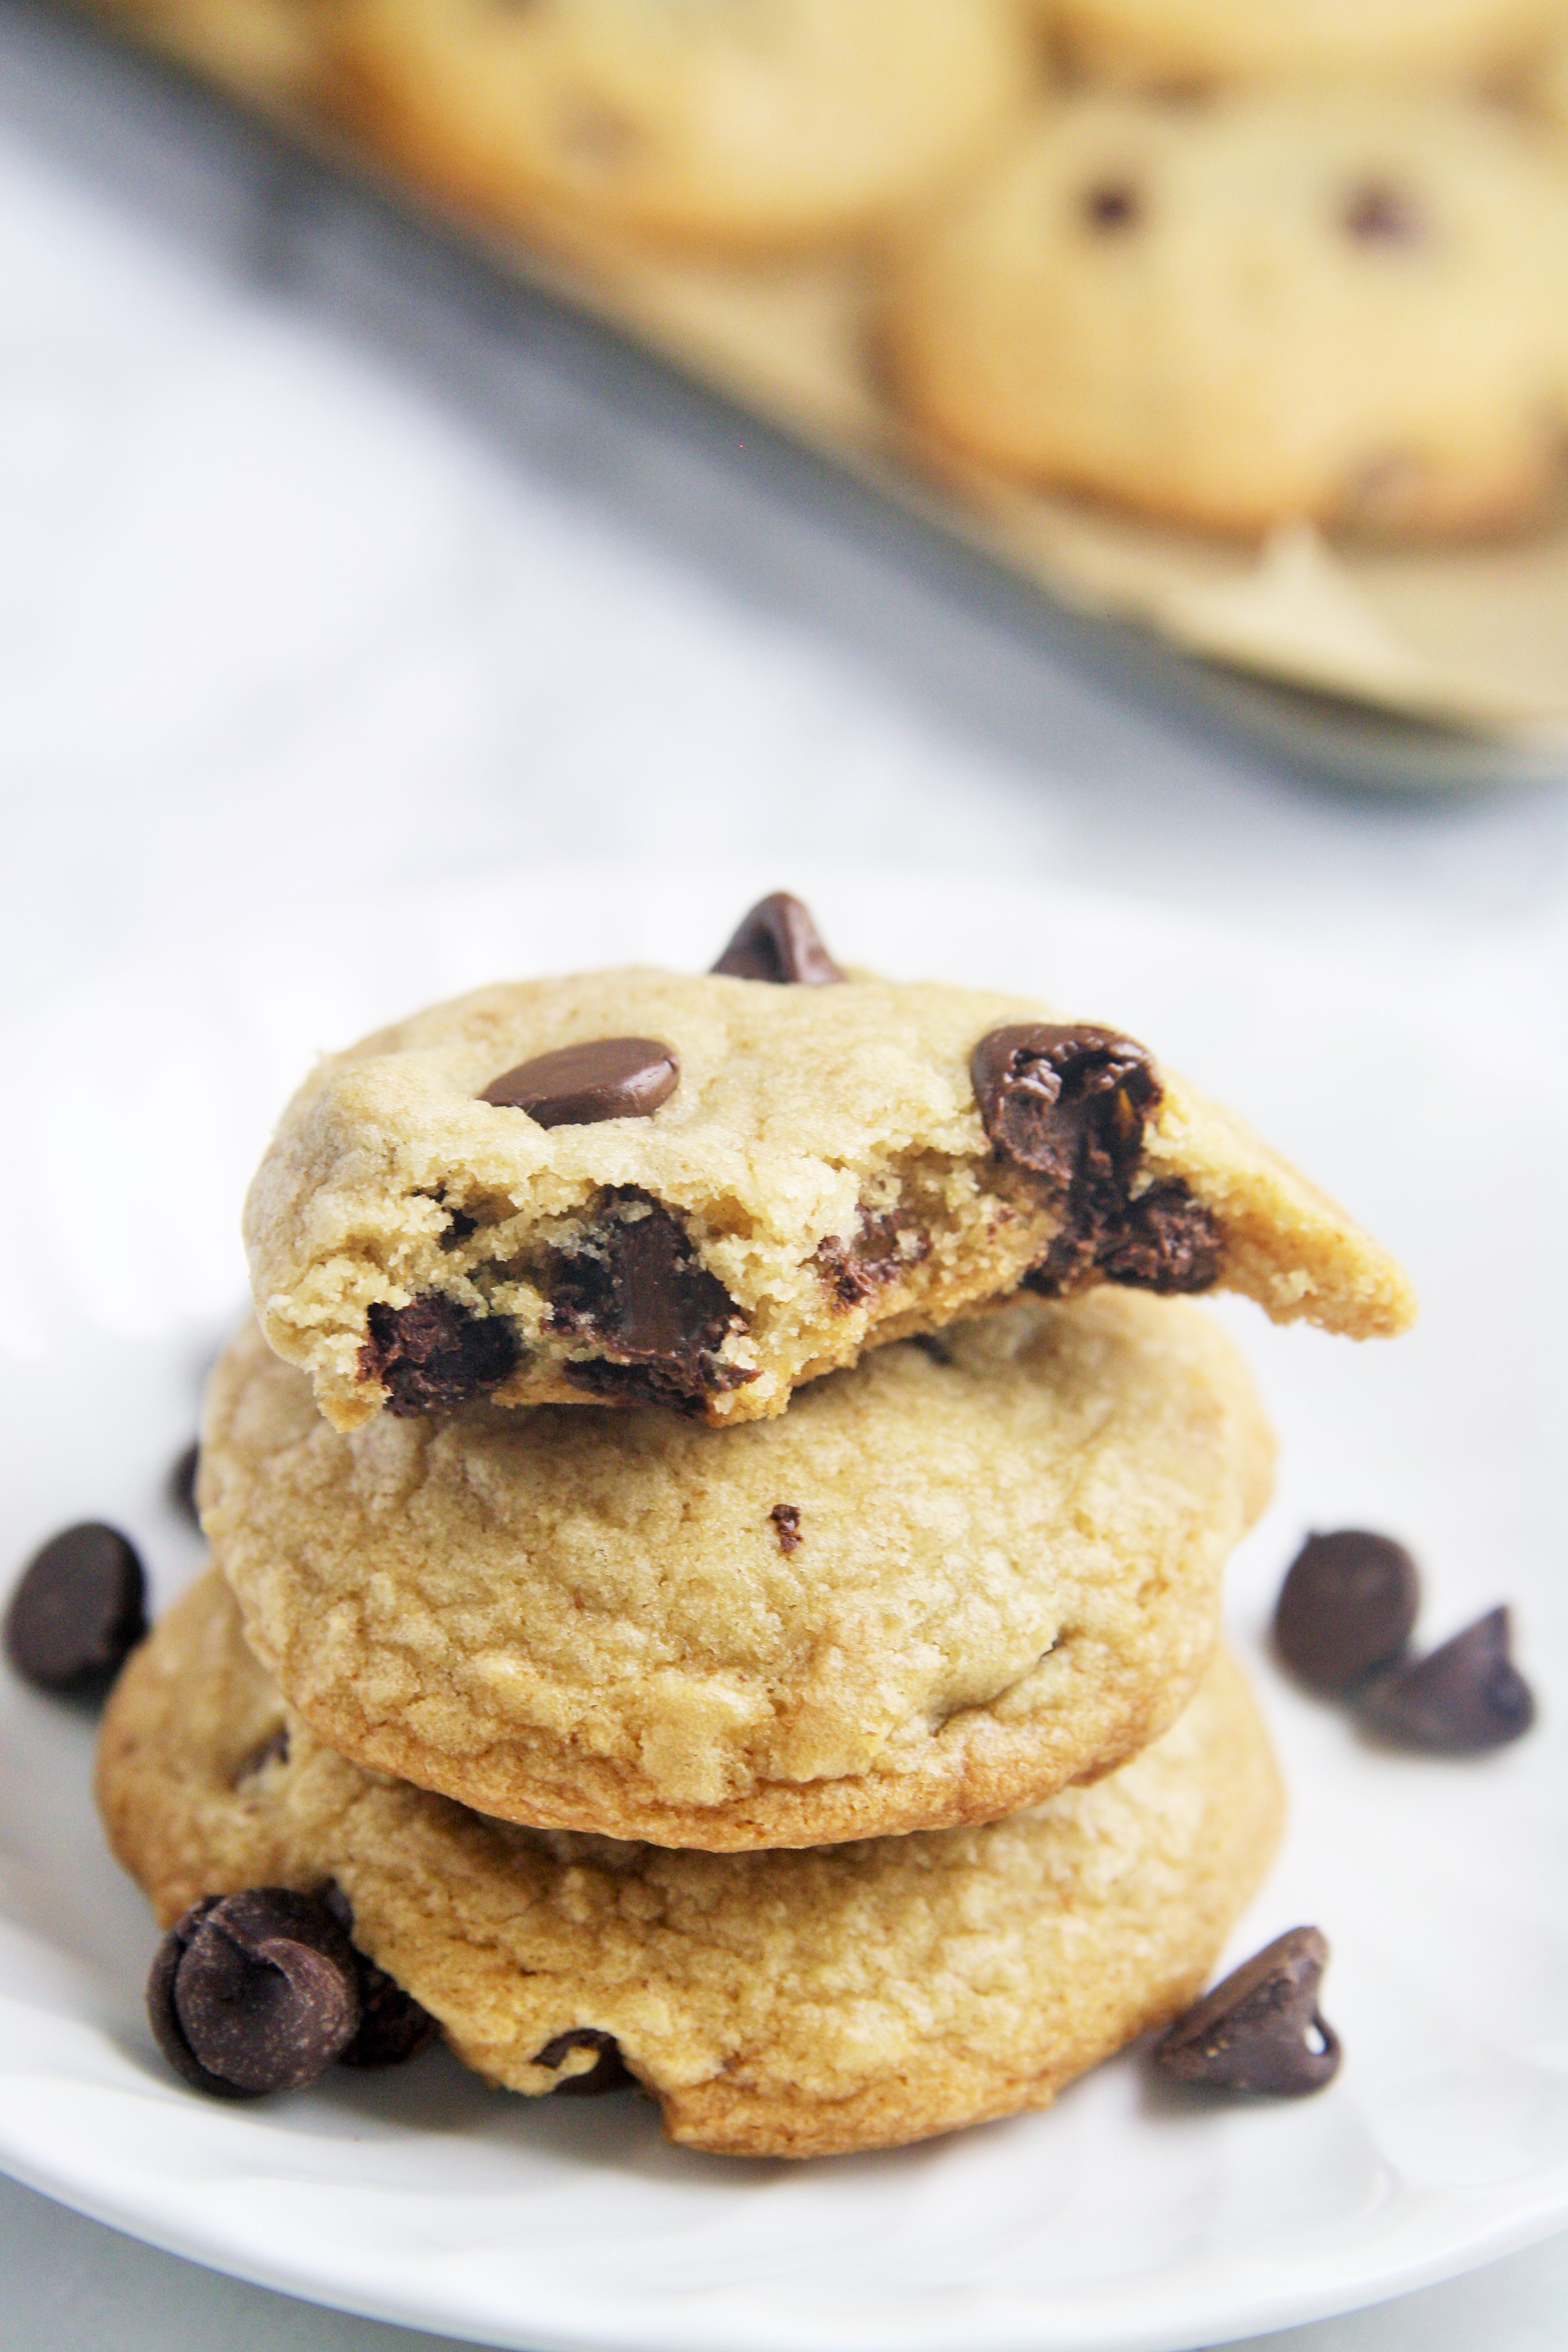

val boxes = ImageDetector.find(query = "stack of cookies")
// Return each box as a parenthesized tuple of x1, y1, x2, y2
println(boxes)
(98, 893, 1413, 2155)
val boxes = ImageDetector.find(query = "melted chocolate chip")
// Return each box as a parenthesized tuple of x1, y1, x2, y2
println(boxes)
(320, 1884, 440, 2069)
(534, 2027, 632, 2096)
(481, 1037, 679, 1128)
(770, 1503, 803, 1555)
(1344, 180, 1425, 246)
(553, 1191, 750, 1411)
(972, 1025, 1209, 1296)
(169, 1442, 201, 1527)
(710, 893, 844, 985)
(1360, 1607, 1534, 1754)
(148, 1890, 360, 2099)
(973, 1024, 1157, 1197)
(1083, 179, 1141, 230)
(1275, 1530, 1420, 1695)
(361, 1296, 520, 1416)
(1154, 1927, 1342, 2097)
(815, 1208, 931, 1310)
(1093, 1180, 1222, 1294)
(5, 1523, 148, 1693)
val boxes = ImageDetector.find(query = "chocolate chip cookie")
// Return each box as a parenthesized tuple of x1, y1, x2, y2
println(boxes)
(202, 1289, 1273, 1846)
(887, 90, 1568, 537)
(97, 1570, 1284, 2157)
(1045, 0, 1566, 91)
(99, 0, 330, 96)
(334, 0, 1036, 255)
(243, 904, 1413, 1434)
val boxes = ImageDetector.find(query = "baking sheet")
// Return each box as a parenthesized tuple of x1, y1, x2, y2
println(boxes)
(74, 4, 1568, 746)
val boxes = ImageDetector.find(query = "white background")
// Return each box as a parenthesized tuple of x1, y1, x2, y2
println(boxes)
(1, 0, 1567, 2342)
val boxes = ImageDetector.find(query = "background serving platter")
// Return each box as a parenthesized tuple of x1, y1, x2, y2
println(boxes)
(0, 866, 1564, 2352)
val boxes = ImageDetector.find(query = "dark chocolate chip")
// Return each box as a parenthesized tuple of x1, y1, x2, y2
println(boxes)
(1154, 1927, 1342, 2096)
(1359, 1607, 1534, 1754)
(5, 1523, 148, 1693)
(169, 1442, 201, 1528)
(710, 893, 845, 985)
(553, 1190, 751, 1411)
(973, 1024, 1198, 1296)
(972, 1024, 1158, 1198)
(815, 1207, 931, 1310)
(1083, 179, 1141, 230)
(534, 2027, 633, 2097)
(770, 1503, 803, 1555)
(319, 1885, 439, 2069)
(1273, 1529, 1420, 1695)
(361, 1296, 520, 1417)
(440, 1207, 478, 1251)
(1093, 1180, 1221, 1295)
(1344, 180, 1425, 246)
(481, 1037, 679, 1128)
(147, 1889, 361, 2099)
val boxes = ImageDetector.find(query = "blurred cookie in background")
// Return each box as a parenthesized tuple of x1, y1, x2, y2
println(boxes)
(887, 88, 1568, 538)
(1040, 0, 1567, 93)
(1535, 21, 1568, 139)
(95, 0, 333, 98)
(331, 0, 1040, 254)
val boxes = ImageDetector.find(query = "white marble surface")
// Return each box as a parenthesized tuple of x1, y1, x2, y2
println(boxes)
(1, 1, 1566, 2344)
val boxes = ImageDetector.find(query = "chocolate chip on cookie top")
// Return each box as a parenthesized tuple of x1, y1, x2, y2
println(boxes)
(972, 1023, 1221, 1297)
(1155, 1926, 1342, 2097)
(482, 1037, 679, 1125)
(5, 1523, 148, 1693)
(710, 892, 845, 985)
(147, 1889, 361, 2099)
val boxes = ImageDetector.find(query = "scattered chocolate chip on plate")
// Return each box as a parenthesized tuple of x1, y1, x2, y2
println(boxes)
(4, 1522, 148, 1693)
(1360, 1607, 1535, 1754)
(1154, 1927, 1342, 2097)
(1274, 1528, 1420, 1694)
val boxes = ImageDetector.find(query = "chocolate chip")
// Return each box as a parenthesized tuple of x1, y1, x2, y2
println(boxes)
(1154, 1927, 1342, 2096)
(770, 1503, 802, 1555)
(481, 1038, 679, 1128)
(710, 893, 845, 985)
(169, 1442, 201, 1528)
(1344, 181, 1425, 246)
(972, 1024, 1204, 1296)
(5, 1523, 148, 1693)
(147, 1889, 361, 2099)
(361, 1296, 520, 1417)
(1359, 1607, 1534, 1754)
(1274, 1529, 1421, 1696)
(1083, 180, 1140, 230)
(973, 1024, 1157, 1197)
(319, 1884, 440, 2069)
(533, 2027, 632, 2096)
(815, 1207, 931, 1310)
(552, 1190, 751, 1411)
(1093, 1180, 1222, 1295)
(440, 1207, 477, 1251)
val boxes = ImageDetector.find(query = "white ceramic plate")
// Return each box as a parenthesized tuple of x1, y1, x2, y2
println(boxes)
(1, 867, 1564, 2352)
